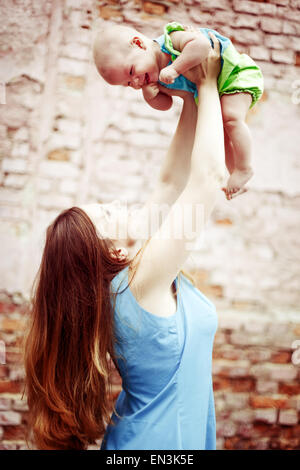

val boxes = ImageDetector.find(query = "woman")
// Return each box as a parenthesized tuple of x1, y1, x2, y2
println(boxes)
(23, 34, 224, 450)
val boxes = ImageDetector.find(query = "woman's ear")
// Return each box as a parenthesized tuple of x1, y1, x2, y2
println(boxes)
(131, 36, 146, 50)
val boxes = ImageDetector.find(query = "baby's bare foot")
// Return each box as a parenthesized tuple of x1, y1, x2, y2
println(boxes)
(222, 168, 253, 200)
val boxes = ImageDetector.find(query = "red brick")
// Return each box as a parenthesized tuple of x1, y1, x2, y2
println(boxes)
(142, 2, 167, 15)
(279, 382, 300, 395)
(250, 395, 289, 409)
(0, 397, 11, 410)
(98, 6, 123, 20)
(213, 332, 227, 346)
(271, 351, 291, 363)
(213, 376, 231, 390)
(213, 359, 250, 377)
(233, 0, 276, 15)
(291, 424, 300, 437)
(231, 378, 255, 392)
(283, 20, 300, 35)
(63, 75, 86, 91)
(233, 439, 255, 450)
(281, 426, 294, 440)
(0, 366, 8, 379)
(289, 36, 300, 51)
(247, 348, 271, 363)
(224, 436, 240, 450)
(267, 0, 289, 5)
(3, 424, 26, 440)
(218, 347, 245, 361)
(13, 397, 28, 411)
(5, 351, 23, 364)
(252, 422, 280, 438)
(195, 284, 223, 299)
(0, 411, 22, 426)
(255, 438, 271, 450)
(213, 346, 239, 361)
(212, 350, 223, 359)
(256, 380, 278, 394)
(237, 423, 253, 438)
(293, 325, 300, 336)
(210, 10, 236, 26)
(275, 438, 300, 450)
(0, 318, 26, 332)
(272, 49, 295, 64)
(254, 408, 277, 424)
(265, 33, 289, 49)
(216, 420, 237, 437)
(190, 269, 209, 284)
(195, 0, 229, 10)
(0, 303, 17, 314)
(47, 149, 70, 162)
(189, 10, 213, 24)
(215, 218, 233, 225)
(278, 409, 298, 425)
(261, 17, 283, 33)
(232, 28, 263, 45)
(0, 380, 24, 394)
(233, 13, 260, 29)
(278, 8, 300, 21)
(270, 364, 298, 381)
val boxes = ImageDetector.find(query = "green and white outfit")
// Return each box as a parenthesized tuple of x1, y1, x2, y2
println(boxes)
(154, 22, 264, 109)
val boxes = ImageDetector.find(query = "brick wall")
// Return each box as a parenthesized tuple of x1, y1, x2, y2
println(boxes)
(0, 0, 299, 450)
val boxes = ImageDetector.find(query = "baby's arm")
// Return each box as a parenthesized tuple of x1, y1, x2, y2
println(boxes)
(142, 83, 173, 111)
(159, 30, 211, 84)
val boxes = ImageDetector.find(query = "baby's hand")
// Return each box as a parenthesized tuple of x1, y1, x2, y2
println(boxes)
(142, 82, 160, 101)
(159, 65, 179, 84)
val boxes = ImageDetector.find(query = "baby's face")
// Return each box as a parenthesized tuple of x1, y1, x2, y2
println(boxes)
(125, 40, 160, 89)
(97, 34, 160, 89)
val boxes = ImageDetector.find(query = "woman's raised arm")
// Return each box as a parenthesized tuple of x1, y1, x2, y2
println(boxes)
(131, 89, 197, 241)
(130, 33, 225, 295)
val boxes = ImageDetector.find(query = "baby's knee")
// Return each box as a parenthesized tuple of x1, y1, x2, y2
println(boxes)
(223, 115, 240, 133)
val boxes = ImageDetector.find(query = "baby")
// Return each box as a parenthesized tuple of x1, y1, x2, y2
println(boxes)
(93, 22, 264, 200)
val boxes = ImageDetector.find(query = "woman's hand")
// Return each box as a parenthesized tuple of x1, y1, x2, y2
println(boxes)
(182, 32, 221, 86)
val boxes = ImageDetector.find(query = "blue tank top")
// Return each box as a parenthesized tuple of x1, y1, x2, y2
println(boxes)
(100, 266, 218, 450)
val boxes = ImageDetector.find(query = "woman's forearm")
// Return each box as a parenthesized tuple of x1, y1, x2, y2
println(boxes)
(134, 94, 197, 241)
(189, 82, 225, 185)
(157, 93, 197, 192)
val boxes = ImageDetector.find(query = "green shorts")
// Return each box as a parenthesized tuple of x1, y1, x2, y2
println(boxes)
(217, 44, 264, 109)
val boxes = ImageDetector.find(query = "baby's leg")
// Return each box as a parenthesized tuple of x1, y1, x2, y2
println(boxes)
(221, 92, 253, 200)
(224, 127, 235, 175)
(223, 127, 247, 199)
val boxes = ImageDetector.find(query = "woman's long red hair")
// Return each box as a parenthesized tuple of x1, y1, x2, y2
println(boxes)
(23, 207, 132, 450)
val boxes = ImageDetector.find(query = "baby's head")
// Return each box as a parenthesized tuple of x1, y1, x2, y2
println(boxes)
(93, 24, 160, 89)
